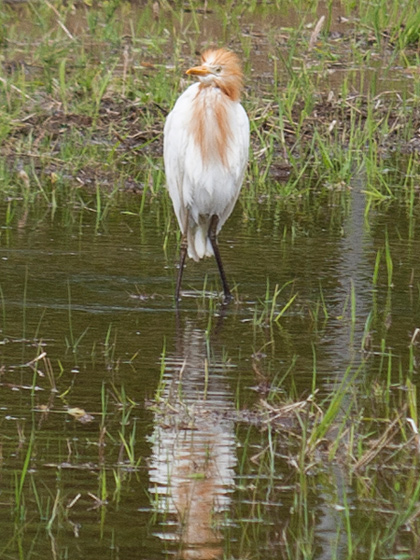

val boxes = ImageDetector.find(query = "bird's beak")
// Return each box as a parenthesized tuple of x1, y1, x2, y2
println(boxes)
(186, 65, 211, 76)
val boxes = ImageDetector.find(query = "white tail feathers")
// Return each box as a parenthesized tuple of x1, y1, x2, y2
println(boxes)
(187, 222, 214, 261)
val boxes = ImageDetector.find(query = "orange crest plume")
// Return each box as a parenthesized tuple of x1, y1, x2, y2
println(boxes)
(199, 48, 244, 101)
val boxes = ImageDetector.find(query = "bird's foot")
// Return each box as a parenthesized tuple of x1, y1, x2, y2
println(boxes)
(222, 291, 233, 305)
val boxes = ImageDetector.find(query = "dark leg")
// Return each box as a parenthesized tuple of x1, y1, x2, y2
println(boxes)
(175, 232, 188, 303)
(175, 210, 190, 303)
(208, 215, 232, 302)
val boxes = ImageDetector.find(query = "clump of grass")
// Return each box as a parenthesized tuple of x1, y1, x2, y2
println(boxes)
(233, 359, 420, 558)
(253, 280, 298, 327)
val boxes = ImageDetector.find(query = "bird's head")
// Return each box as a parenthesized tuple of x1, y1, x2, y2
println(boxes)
(186, 48, 244, 101)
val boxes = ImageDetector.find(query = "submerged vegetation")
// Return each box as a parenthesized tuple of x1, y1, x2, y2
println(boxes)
(1, 0, 420, 559)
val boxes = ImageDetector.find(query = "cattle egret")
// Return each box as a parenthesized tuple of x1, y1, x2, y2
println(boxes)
(164, 48, 249, 302)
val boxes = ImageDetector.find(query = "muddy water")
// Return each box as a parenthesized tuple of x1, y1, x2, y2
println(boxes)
(0, 173, 419, 559)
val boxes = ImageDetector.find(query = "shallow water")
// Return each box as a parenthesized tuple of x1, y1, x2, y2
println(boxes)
(0, 172, 419, 558)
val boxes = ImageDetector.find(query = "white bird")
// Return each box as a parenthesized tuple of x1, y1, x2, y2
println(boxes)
(164, 48, 250, 302)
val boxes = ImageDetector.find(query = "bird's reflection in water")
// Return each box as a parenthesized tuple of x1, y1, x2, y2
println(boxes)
(149, 318, 236, 559)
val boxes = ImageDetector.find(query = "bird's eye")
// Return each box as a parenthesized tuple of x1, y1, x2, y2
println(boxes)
(215, 66, 222, 74)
